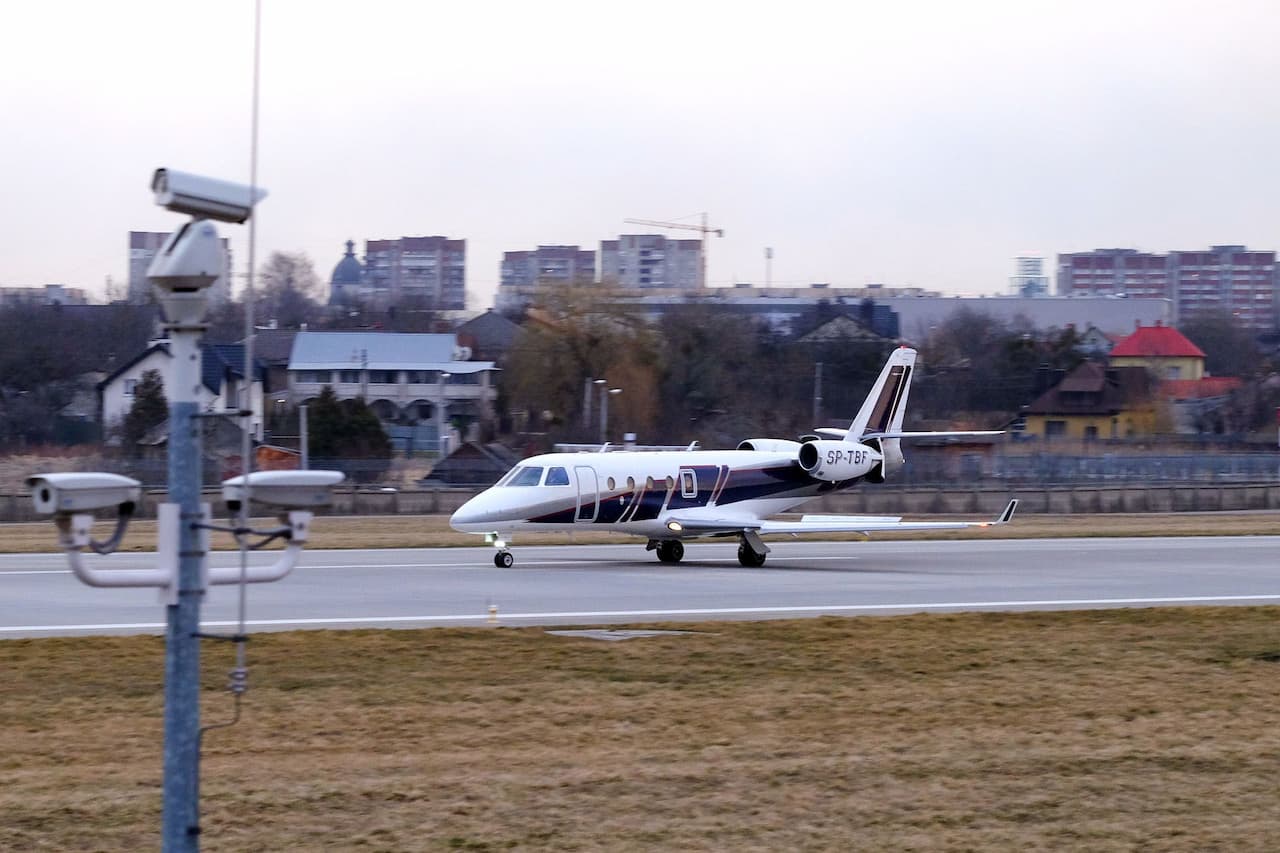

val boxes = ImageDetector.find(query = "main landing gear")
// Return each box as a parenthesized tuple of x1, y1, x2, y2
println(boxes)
(737, 529, 769, 567)
(494, 550, 514, 568)
(654, 540, 685, 564)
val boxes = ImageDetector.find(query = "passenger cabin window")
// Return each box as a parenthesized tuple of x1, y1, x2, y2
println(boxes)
(545, 466, 570, 486)
(680, 470, 697, 498)
(509, 466, 545, 487)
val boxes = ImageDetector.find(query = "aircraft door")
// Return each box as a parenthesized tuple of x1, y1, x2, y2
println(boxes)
(574, 466, 598, 522)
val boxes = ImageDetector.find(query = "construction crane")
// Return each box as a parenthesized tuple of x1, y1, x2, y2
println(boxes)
(623, 213, 724, 289)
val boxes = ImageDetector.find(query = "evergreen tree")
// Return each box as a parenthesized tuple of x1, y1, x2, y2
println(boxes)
(122, 369, 168, 454)
(305, 386, 392, 482)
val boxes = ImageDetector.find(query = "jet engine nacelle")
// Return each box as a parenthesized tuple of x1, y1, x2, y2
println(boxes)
(737, 438, 802, 453)
(798, 440, 881, 483)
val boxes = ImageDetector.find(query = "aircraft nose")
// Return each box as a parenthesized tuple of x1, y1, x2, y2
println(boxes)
(450, 492, 495, 531)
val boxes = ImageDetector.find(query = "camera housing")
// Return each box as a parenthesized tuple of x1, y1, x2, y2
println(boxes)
(27, 473, 143, 515)
(146, 219, 227, 325)
(221, 470, 345, 512)
(151, 168, 267, 224)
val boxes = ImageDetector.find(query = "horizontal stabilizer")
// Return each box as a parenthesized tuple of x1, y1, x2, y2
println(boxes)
(863, 430, 1004, 440)
(814, 428, 1003, 440)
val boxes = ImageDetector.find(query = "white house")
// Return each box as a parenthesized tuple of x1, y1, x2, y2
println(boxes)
(98, 341, 267, 442)
(286, 331, 498, 452)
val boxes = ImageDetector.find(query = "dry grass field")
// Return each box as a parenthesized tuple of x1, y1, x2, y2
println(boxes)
(3, 609, 1280, 850)
(0, 509, 1278, 553)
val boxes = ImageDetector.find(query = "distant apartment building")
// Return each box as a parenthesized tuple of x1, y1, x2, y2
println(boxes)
(1009, 255, 1049, 297)
(494, 245, 595, 314)
(600, 235, 702, 290)
(501, 245, 595, 289)
(0, 284, 89, 306)
(1170, 246, 1276, 330)
(363, 236, 466, 311)
(1057, 246, 1278, 330)
(128, 230, 232, 305)
(1057, 248, 1171, 301)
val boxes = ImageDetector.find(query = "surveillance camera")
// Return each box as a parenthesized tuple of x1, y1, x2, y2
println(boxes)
(151, 168, 267, 224)
(146, 220, 226, 326)
(27, 473, 143, 515)
(221, 470, 345, 512)
(148, 220, 224, 291)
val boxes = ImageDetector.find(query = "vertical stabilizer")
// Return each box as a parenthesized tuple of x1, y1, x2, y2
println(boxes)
(847, 347, 916, 442)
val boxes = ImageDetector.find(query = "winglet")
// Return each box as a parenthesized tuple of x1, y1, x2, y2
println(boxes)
(996, 499, 1017, 525)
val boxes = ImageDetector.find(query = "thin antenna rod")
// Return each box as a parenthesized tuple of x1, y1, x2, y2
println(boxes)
(237, 0, 263, 649)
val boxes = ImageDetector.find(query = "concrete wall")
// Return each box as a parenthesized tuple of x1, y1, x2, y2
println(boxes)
(3, 483, 1280, 523)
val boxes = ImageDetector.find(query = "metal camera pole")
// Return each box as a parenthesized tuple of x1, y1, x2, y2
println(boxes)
(148, 169, 267, 850)
(161, 304, 207, 851)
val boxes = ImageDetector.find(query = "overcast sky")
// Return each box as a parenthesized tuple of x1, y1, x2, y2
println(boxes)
(3, 0, 1278, 307)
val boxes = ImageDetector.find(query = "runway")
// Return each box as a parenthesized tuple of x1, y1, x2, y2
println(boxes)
(1, 536, 1278, 637)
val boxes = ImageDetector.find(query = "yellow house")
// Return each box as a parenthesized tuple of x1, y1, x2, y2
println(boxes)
(1108, 322, 1205, 380)
(1022, 361, 1161, 440)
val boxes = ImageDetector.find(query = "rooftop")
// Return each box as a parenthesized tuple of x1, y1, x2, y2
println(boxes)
(1110, 322, 1206, 359)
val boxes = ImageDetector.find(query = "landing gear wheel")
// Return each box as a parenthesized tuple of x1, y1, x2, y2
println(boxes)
(656, 540, 685, 564)
(737, 545, 767, 567)
(494, 551, 514, 568)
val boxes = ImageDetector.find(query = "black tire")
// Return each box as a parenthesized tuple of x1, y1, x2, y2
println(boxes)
(656, 540, 685, 564)
(494, 551, 514, 568)
(737, 545, 766, 567)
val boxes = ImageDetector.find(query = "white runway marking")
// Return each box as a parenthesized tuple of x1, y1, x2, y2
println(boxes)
(6, 592, 1280, 634)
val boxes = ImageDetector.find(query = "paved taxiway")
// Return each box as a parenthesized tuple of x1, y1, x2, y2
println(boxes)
(1, 536, 1277, 637)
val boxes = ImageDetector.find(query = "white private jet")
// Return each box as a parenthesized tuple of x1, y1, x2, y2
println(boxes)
(451, 346, 1017, 567)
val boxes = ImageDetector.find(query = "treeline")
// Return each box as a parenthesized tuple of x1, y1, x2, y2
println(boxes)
(499, 285, 1280, 447)
(2, 263, 1278, 454)
(0, 250, 453, 452)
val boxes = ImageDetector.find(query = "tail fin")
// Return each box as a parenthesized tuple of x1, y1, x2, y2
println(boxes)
(847, 347, 915, 442)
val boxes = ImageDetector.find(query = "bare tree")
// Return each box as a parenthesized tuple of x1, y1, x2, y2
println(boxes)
(256, 252, 324, 328)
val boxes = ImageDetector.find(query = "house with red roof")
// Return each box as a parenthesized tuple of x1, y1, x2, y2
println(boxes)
(1108, 321, 1206, 380)
(1109, 322, 1242, 433)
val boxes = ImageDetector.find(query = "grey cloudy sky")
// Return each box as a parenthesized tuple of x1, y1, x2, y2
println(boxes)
(3, 0, 1278, 307)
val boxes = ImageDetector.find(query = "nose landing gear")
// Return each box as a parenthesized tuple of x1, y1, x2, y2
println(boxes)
(485, 533, 515, 568)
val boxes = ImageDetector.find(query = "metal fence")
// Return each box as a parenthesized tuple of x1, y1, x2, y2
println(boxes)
(894, 450, 1280, 487)
(15, 449, 1280, 492)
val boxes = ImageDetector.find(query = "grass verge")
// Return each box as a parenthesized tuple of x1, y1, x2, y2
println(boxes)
(3, 608, 1280, 850)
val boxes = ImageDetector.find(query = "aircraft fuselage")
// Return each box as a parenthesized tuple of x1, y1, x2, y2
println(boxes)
(450, 449, 860, 539)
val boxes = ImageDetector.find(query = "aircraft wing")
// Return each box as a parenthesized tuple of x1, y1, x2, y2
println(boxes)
(670, 500, 1018, 537)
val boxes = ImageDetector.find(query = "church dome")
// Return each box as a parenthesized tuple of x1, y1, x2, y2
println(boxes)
(331, 240, 363, 286)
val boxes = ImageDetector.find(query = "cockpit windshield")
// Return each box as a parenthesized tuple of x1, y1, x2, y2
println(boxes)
(507, 466, 545, 487)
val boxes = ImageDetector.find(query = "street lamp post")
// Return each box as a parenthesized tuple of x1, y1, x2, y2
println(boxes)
(599, 386, 622, 444)
(436, 371, 452, 457)
(593, 379, 606, 442)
